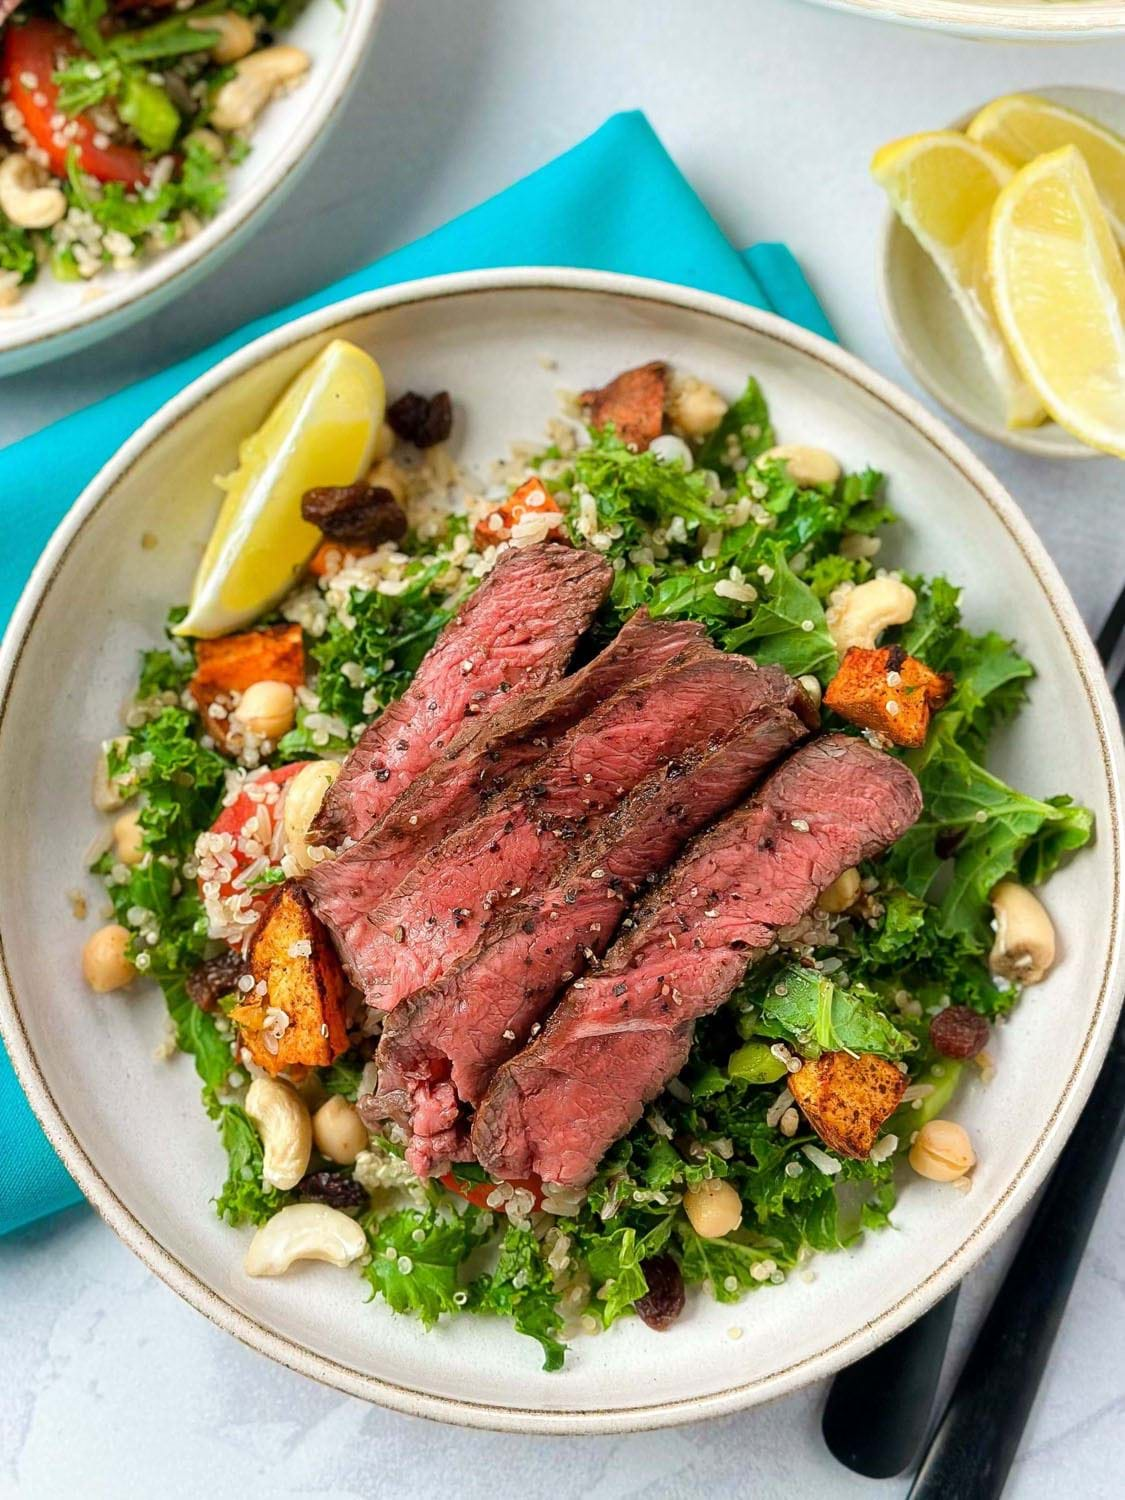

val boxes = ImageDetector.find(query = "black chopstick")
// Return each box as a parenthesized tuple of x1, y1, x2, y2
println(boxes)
(824, 580, 1125, 1487)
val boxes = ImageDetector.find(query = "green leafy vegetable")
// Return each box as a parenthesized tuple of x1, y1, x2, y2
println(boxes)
(724, 542, 837, 677)
(756, 965, 917, 1059)
(363, 1209, 484, 1328)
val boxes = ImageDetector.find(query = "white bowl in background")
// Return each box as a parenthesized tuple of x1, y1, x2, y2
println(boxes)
(800, 0, 1125, 38)
(0, 0, 381, 377)
(0, 268, 1121, 1431)
(878, 85, 1125, 460)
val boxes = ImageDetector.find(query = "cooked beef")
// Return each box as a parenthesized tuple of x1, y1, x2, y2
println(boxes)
(370, 700, 812, 1176)
(473, 734, 922, 1188)
(339, 651, 807, 1012)
(310, 543, 611, 847)
(303, 612, 708, 929)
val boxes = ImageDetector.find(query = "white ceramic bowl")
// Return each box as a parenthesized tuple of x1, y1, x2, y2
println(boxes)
(1, 268, 1122, 1432)
(801, 0, 1125, 38)
(0, 0, 381, 377)
(878, 85, 1125, 460)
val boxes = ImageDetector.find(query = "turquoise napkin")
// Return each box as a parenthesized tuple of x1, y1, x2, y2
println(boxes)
(0, 110, 835, 1236)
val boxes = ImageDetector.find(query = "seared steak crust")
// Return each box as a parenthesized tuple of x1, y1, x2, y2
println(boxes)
(338, 651, 805, 1012)
(371, 700, 812, 1176)
(303, 613, 708, 926)
(473, 735, 922, 1188)
(310, 543, 611, 846)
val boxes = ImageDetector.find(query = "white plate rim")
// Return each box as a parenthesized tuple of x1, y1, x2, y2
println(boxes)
(0, 265, 1122, 1433)
(799, 0, 1125, 38)
(0, 0, 383, 371)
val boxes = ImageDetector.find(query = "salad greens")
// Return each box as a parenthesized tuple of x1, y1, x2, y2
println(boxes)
(93, 372, 1093, 1367)
(1, 1, 308, 292)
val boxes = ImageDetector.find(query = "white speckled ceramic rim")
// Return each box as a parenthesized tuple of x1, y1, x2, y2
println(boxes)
(1, 267, 1123, 1433)
(802, 0, 1125, 37)
(0, 0, 383, 367)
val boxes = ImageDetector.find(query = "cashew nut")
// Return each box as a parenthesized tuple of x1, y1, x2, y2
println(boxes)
(283, 759, 341, 874)
(683, 1178, 743, 1239)
(757, 444, 842, 489)
(245, 1077, 312, 1190)
(826, 576, 916, 655)
(211, 46, 310, 132)
(0, 153, 67, 230)
(909, 1119, 976, 1182)
(189, 11, 256, 65)
(989, 882, 1056, 985)
(243, 1202, 367, 1277)
(817, 867, 861, 914)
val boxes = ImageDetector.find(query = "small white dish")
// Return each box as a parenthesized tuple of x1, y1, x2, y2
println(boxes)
(0, 0, 381, 378)
(878, 85, 1125, 461)
(1, 268, 1122, 1431)
(800, 0, 1125, 39)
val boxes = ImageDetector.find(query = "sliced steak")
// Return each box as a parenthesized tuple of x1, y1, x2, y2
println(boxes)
(340, 651, 807, 1012)
(311, 543, 611, 846)
(303, 612, 708, 925)
(473, 734, 922, 1188)
(371, 700, 812, 1176)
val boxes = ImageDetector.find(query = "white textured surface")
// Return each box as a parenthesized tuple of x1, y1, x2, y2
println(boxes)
(1, 0, 1124, 1494)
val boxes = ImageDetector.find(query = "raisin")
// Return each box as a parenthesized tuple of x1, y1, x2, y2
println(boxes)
(185, 948, 245, 1012)
(387, 390, 453, 448)
(297, 1171, 368, 1210)
(635, 1253, 686, 1331)
(929, 1005, 990, 1060)
(300, 483, 407, 545)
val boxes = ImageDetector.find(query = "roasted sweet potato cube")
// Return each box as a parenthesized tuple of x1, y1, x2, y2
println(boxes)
(473, 476, 565, 549)
(231, 882, 349, 1076)
(789, 1050, 908, 1160)
(580, 361, 667, 451)
(189, 624, 304, 751)
(824, 645, 953, 748)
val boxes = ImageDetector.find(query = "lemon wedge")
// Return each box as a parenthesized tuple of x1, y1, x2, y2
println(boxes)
(967, 93, 1125, 249)
(872, 131, 1045, 428)
(989, 146, 1125, 460)
(176, 339, 385, 638)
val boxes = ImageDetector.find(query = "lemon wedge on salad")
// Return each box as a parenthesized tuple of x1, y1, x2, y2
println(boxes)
(871, 131, 1045, 429)
(988, 147, 1125, 460)
(967, 93, 1125, 250)
(176, 339, 385, 638)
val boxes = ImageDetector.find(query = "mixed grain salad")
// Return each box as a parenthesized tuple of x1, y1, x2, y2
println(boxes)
(82, 343, 1093, 1367)
(0, 0, 313, 303)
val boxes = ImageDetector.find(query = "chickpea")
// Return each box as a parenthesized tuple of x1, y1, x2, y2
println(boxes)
(817, 867, 861, 914)
(667, 377, 728, 439)
(312, 1095, 369, 1165)
(909, 1120, 976, 1183)
(367, 458, 408, 507)
(82, 924, 137, 993)
(683, 1178, 743, 1239)
(233, 680, 295, 741)
(112, 807, 145, 867)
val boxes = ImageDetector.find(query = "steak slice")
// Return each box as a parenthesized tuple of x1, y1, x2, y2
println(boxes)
(311, 543, 611, 846)
(370, 700, 812, 1176)
(339, 651, 808, 1012)
(303, 612, 708, 925)
(473, 734, 922, 1188)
